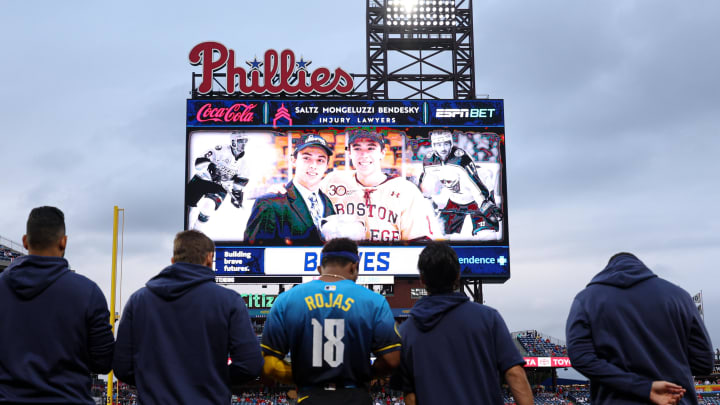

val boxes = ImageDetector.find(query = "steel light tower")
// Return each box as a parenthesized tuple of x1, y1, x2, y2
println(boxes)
(366, 0, 475, 99)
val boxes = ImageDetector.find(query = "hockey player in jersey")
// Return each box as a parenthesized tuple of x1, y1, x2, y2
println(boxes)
(321, 130, 439, 242)
(419, 130, 503, 235)
(186, 132, 250, 230)
(260, 238, 401, 405)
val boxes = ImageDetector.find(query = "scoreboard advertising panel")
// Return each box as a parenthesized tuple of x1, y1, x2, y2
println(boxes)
(185, 98, 509, 280)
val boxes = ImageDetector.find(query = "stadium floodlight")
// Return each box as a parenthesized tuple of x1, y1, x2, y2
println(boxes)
(384, 0, 457, 29)
(367, 0, 475, 100)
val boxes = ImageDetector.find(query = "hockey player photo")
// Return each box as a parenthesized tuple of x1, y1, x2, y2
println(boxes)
(186, 131, 252, 231)
(419, 130, 504, 241)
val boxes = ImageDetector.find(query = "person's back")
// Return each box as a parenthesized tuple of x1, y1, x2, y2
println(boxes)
(0, 206, 114, 404)
(394, 242, 532, 405)
(399, 295, 523, 404)
(113, 230, 263, 405)
(266, 279, 395, 387)
(566, 253, 713, 404)
(261, 238, 401, 405)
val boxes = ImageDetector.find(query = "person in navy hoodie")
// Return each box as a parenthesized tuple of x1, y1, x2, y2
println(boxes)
(0, 206, 114, 404)
(566, 252, 714, 405)
(113, 230, 263, 405)
(393, 241, 533, 405)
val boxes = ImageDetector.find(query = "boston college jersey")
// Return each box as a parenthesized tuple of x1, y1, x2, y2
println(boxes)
(321, 170, 439, 242)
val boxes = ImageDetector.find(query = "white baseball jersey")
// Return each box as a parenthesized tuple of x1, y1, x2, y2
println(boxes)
(321, 170, 440, 242)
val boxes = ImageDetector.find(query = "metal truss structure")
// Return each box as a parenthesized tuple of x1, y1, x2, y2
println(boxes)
(366, 0, 476, 99)
(190, 0, 475, 100)
(463, 279, 483, 304)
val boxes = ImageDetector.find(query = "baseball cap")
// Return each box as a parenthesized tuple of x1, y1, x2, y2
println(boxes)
(294, 134, 333, 157)
(347, 129, 385, 147)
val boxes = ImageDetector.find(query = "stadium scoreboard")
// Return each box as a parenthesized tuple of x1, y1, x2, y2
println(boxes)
(185, 98, 510, 282)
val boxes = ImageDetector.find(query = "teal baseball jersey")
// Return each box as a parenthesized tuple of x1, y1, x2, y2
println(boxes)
(261, 280, 400, 387)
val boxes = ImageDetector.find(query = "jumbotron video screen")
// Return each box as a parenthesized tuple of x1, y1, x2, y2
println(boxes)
(185, 99, 509, 280)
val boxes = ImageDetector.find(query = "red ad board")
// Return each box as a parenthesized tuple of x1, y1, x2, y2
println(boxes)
(523, 357, 572, 368)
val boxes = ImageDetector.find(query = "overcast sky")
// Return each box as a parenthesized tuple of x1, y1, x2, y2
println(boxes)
(1, 0, 719, 363)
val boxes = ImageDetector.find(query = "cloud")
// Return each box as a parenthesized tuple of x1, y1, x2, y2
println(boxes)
(1, 0, 719, 346)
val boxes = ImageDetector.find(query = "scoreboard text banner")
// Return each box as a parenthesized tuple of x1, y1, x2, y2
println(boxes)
(188, 99, 504, 128)
(214, 246, 509, 278)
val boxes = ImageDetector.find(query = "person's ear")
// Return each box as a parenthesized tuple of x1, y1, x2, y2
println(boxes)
(22, 235, 29, 250)
(419, 273, 427, 288)
(205, 252, 214, 268)
(317, 265, 323, 275)
(58, 235, 68, 253)
(171, 257, 176, 264)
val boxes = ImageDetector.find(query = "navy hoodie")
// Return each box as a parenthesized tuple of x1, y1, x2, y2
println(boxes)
(0, 255, 114, 404)
(566, 254, 714, 404)
(395, 292, 525, 404)
(113, 262, 263, 405)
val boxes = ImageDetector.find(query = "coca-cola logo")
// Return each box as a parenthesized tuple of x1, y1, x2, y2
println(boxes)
(189, 42, 354, 95)
(196, 103, 257, 123)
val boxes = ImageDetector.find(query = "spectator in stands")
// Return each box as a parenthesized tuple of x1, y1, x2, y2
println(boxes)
(113, 230, 263, 404)
(0, 206, 114, 404)
(393, 241, 534, 405)
(566, 252, 714, 405)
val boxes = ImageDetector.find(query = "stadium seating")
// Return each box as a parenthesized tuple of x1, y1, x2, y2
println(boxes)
(566, 386, 590, 404)
(0, 239, 25, 272)
(503, 387, 578, 405)
(515, 330, 568, 357)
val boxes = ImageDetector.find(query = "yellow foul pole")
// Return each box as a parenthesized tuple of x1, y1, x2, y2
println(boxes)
(106, 206, 119, 405)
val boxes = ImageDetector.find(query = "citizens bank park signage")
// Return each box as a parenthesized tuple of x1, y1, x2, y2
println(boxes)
(186, 42, 510, 282)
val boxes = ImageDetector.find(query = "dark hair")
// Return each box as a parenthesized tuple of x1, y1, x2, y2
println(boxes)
(173, 230, 215, 265)
(26, 206, 66, 250)
(321, 237, 359, 267)
(607, 252, 638, 265)
(417, 242, 460, 294)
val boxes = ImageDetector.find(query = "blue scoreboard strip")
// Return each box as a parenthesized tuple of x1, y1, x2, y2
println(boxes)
(214, 245, 509, 279)
(187, 99, 504, 128)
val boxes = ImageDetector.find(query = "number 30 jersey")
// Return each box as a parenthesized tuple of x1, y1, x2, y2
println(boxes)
(261, 280, 401, 387)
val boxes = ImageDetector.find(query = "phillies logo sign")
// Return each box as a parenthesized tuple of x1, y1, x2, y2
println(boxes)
(189, 42, 354, 95)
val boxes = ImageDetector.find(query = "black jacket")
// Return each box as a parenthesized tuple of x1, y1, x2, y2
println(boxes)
(0, 255, 114, 404)
(113, 262, 263, 405)
(566, 254, 714, 404)
(395, 293, 524, 404)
